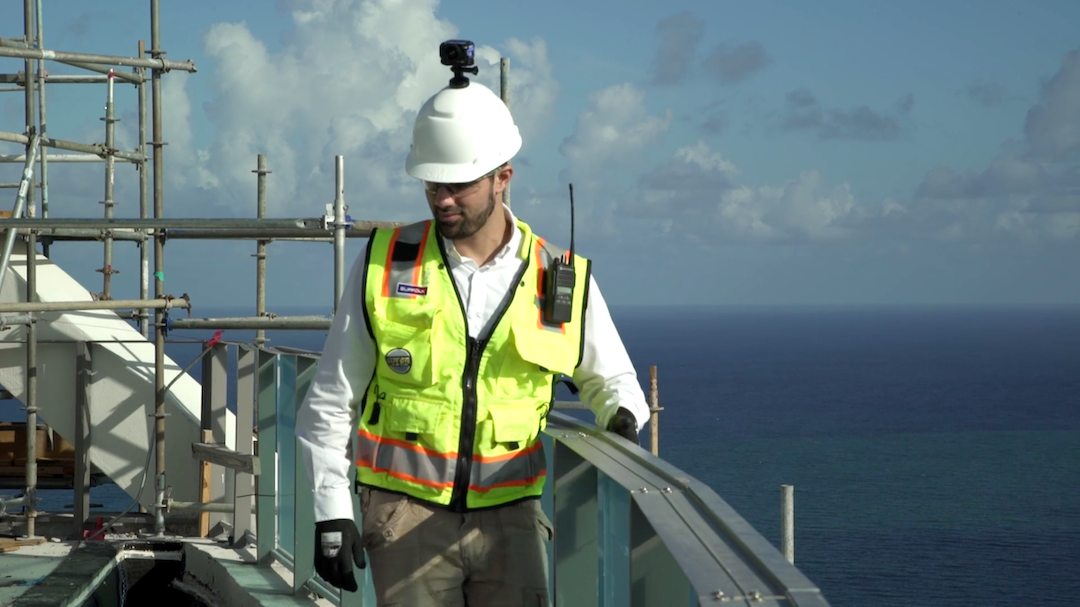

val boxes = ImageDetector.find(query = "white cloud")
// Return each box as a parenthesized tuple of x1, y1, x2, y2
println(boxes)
(558, 82, 672, 185)
(624, 140, 868, 242)
(127, 0, 559, 222)
(492, 38, 559, 141)
(904, 49, 1080, 242)
(563, 47, 1080, 249)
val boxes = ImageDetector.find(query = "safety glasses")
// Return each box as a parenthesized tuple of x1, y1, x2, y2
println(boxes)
(423, 165, 503, 196)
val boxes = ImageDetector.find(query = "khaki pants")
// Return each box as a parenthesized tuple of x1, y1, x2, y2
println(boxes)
(360, 487, 554, 607)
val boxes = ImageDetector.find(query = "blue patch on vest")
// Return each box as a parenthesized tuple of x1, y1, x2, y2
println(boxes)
(396, 283, 428, 296)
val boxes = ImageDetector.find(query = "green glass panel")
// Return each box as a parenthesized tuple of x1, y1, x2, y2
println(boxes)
(553, 439, 599, 607)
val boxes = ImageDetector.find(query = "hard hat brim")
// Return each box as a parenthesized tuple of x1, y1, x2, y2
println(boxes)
(405, 135, 521, 183)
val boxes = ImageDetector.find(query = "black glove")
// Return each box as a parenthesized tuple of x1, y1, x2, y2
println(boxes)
(606, 407, 640, 445)
(314, 518, 366, 592)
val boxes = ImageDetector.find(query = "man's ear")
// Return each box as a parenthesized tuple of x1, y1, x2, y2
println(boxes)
(496, 164, 513, 192)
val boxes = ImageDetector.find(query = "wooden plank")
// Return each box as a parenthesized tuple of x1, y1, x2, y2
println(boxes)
(0, 466, 65, 476)
(0, 537, 46, 553)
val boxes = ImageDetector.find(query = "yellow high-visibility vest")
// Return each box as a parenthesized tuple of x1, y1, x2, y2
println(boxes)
(356, 218, 590, 511)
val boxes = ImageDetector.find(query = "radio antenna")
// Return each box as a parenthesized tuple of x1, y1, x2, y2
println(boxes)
(568, 183, 576, 260)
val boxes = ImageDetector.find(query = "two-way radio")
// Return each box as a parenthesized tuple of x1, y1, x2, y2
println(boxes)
(543, 183, 577, 324)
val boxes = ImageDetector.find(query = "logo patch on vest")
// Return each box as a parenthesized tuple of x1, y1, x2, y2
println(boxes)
(385, 348, 412, 374)
(396, 282, 428, 296)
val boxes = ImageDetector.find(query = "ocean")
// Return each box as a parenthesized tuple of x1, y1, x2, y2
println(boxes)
(2, 304, 1078, 606)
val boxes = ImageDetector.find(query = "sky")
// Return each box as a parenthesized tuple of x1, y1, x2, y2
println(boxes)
(1, 0, 1078, 309)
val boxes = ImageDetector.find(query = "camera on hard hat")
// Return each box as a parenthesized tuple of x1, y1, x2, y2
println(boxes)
(440, 39, 479, 88)
(439, 40, 475, 67)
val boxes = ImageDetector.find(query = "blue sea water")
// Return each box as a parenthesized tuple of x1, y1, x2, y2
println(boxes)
(2, 304, 1078, 606)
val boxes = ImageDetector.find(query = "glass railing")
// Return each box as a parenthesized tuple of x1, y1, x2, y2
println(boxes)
(201, 343, 831, 606)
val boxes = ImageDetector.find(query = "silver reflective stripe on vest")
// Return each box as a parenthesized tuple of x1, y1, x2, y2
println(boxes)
(386, 221, 430, 300)
(469, 440, 546, 493)
(357, 430, 456, 490)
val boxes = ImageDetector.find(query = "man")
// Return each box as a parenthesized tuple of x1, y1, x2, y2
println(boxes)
(295, 47, 649, 605)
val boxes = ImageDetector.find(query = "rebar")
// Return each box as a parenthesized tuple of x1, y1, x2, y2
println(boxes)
(151, 0, 167, 537)
(254, 154, 270, 345)
(100, 69, 117, 300)
(334, 155, 346, 311)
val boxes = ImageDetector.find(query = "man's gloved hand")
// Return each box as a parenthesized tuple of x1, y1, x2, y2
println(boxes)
(606, 407, 640, 445)
(314, 518, 366, 592)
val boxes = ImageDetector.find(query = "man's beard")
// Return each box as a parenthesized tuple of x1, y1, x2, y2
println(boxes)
(434, 188, 497, 240)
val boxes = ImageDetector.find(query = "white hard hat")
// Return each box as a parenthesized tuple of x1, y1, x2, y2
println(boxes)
(405, 81, 522, 183)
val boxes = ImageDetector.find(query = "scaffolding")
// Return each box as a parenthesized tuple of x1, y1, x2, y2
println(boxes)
(0, 0, 410, 540)
(0, 1, 665, 544)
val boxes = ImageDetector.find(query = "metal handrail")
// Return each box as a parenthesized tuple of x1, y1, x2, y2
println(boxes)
(545, 412, 830, 606)
(217, 345, 830, 606)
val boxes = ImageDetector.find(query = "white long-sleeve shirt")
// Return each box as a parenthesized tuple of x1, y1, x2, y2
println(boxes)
(295, 206, 650, 522)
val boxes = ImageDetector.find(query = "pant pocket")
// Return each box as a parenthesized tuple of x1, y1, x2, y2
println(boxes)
(361, 490, 413, 549)
(534, 504, 554, 541)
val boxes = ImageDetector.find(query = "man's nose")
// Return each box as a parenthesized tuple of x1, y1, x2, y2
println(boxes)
(431, 187, 457, 207)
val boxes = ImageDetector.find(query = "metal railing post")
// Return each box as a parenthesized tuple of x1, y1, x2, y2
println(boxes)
(649, 365, 661, 456)
(333, 155, 346, 311)
(150, 0, 167, 536)
(782, 484, 795, 564)
(500, 57, 511, 208)
(254, 154, 271, 345)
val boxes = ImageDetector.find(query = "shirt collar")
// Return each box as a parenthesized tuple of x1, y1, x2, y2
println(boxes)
(444, 204, 522, 266)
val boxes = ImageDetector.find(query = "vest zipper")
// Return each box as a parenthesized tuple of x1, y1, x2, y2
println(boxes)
(448, 336, 484, 511)
(439, 233, 531, 512)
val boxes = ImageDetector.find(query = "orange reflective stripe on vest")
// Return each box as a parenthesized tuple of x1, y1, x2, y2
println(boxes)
(358, 218, 589, 511)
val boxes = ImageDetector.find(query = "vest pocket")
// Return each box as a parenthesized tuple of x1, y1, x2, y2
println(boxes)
(375, 319, 435, 387)
(508, 311, 578, 376)
(510, 332, 575, 377)
(489, 405, 542, 446)
(493, 319, 577, 402)
(385, 396, 443, 436)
